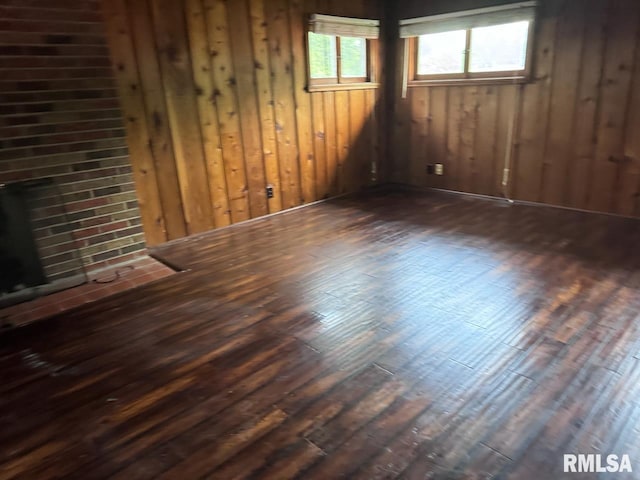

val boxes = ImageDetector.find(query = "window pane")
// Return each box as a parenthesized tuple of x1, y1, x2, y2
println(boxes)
(417, 30, 466, 75)
(469, 21, 529, 73)
(308, 32, 337, 79)
(340, 36, 367, 78)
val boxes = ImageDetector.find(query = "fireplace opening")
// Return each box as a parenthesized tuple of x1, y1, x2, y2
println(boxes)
(0, 178, 87, 309)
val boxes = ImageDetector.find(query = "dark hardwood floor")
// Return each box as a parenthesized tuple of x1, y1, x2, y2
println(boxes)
(2, 187, 640, 479)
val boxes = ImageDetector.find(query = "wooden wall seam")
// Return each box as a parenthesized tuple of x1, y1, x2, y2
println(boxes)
(611, 1, 640, 216)
(126, 0, 187, 240)
(289, 0, 316, 204)
(249, 0, 283, 214)
(184, 0, 232, 229)
(101, 0, 167, 245)
(267, 0, 302, 209)
(149, 0, 215, 234)
(203, 0, 252, 223)
(621, 7, 640, 217)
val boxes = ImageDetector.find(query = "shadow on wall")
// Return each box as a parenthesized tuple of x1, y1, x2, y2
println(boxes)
(102, 0, 388, 247)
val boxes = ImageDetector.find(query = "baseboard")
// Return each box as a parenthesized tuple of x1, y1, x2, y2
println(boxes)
(151, 182, 640, 255)
(150, 186, 384, 250)
(385, 183, 640, 221)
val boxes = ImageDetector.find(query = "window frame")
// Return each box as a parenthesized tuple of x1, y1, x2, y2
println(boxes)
(408, 19, 535, 87)
(306, 32, 379, 92)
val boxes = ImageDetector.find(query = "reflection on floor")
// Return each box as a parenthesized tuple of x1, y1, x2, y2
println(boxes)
(1, 187, 640, 479)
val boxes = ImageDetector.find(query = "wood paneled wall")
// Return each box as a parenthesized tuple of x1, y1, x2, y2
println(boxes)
(102, 0, 385, 246)
(391, 0, 640, 217)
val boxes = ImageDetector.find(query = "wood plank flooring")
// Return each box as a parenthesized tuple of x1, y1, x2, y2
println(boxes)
(2, 186, 640, 479)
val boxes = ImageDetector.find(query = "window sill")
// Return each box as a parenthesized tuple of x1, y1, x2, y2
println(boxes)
(408, 76, 529, 87)
(307, 82, 380, 92)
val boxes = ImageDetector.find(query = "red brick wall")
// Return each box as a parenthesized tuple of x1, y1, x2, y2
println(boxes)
(0, 0, 146, 277)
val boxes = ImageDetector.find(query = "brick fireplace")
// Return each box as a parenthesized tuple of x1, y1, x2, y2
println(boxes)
(0, 0, 146, 284)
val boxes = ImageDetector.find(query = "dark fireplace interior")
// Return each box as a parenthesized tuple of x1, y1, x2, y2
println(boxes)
(0, 182, 47, 294)
(0, 179, 87, 309)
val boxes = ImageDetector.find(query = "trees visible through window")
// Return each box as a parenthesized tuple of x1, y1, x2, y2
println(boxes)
(340, 37, 367, 78)
(308, 32, 337, 79)
(306, 14, 379, 90)
(308, 32, 369, 85)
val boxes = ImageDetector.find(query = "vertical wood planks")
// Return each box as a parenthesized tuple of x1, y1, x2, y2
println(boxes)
(203, 0, 251, 223)
(459, 86, 478, 193)
(227, 0, 269, 218)
(348, 89, 367, 191)
(512, 2, 559, 202)
(445, 87, 463, 192)
(335, 90, 350, 194)
(474, 86, 498, 196)
(183, 0, 231, 229)
(365, 88, 379, 186)
(588, 0, 639, 212)
(397, 0, 640, 218)
(312, 93, 329, 198)
(618, 6, 640, 216)
(149, 0, 214, 234)
(101, 0, 167, 246)
(267, 0, 302, 208)
(540, 0, 585, 206)
(566, 0, 607, 210)
(323, 91, 339, 196)
(408, 88, 429, 187)
(249, 0, 283, 213)
(429, 87, 448, 190)
(289, 0, 316, 203)
(126, 0, 187, 240)
(495, 85, 517, 197)
(103, 0, 385, 244)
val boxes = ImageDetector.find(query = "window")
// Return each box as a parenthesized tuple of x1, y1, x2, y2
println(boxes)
(417, 30, 466, 75)
(307, 14, 380, 90)
(400, 2, 536, 85)
(308, 32, 338, 80)
(308, 33, 368, 84)
(468, 21, 529, 73)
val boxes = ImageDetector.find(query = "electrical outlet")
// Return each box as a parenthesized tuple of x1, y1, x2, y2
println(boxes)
(266, 185, 274, 199)
(435, 163, 444, 175)
(426, 164, 435, 175)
